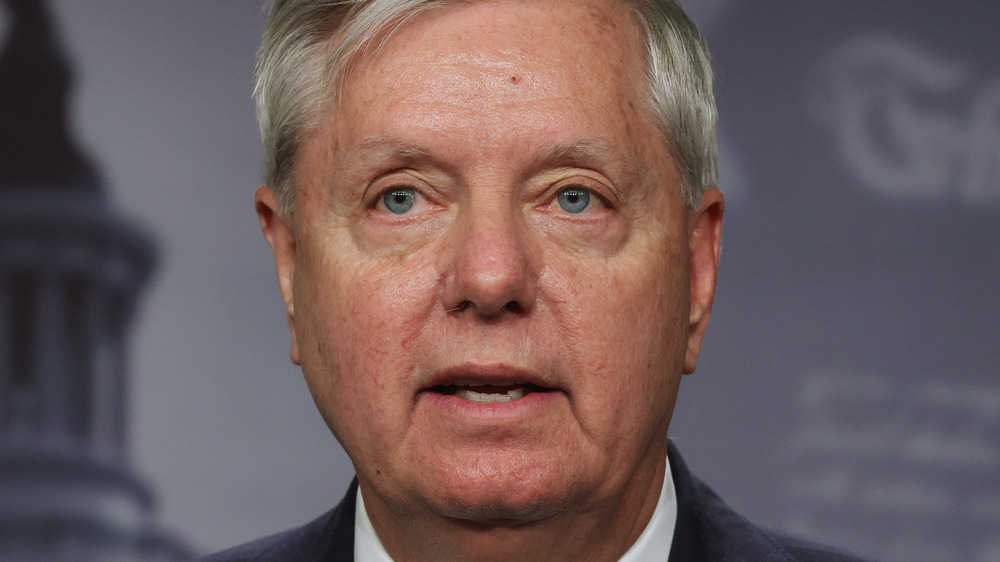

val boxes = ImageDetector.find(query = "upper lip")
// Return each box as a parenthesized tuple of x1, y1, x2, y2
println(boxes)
(421, 363, 557, 392)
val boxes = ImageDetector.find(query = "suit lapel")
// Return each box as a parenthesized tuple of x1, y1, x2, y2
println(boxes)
(314, 479, 358, 561)
(668, 441, 710, 562)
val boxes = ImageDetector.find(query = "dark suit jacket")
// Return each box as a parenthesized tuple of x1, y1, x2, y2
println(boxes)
(201, 442, 866, 561)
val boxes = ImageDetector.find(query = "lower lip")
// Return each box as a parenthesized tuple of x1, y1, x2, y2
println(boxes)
(417, 389, 564, 421)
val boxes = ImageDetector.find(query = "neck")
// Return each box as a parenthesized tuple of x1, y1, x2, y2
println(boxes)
(361, 455, 667, 562)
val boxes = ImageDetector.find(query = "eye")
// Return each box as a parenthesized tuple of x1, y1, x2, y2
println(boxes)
(555, 187, 593, 214)
(381, 187, 417, 214)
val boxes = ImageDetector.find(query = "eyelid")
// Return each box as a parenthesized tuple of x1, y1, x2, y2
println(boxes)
(368, 171, 438, 212)
(546, 175, 615, 211)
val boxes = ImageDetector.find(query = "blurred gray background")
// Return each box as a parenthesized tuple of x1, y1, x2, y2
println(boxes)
(5, 1, 997, 560)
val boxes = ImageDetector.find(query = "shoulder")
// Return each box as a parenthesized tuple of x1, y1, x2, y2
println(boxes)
(667, 441, 868, 562)
(765, 530, 870, 561)
(198, 480, 358, 562)
(197, 515, 332, 562)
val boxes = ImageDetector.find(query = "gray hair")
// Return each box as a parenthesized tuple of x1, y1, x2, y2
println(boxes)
(254, 0, 717, 215)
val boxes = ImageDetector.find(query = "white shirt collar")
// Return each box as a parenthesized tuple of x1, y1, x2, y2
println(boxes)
(355, 456, 676, 561)
(354, 485, 394, 562)
(619, 455, 676, 562)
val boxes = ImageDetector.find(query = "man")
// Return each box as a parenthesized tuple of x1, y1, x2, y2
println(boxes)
(207, 0, 863, 560)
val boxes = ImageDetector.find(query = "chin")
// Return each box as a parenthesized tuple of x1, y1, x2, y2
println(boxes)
(415, 455, 579, 524)
(431, 486, 562, 525)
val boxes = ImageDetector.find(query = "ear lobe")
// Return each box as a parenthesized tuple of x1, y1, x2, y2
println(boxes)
(255, 186, 301, 365)
(684, 187, 724, 374)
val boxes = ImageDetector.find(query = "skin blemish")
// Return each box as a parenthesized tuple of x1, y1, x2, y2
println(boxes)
(510, 75, 520, 84)
(401, 331, 418, 350)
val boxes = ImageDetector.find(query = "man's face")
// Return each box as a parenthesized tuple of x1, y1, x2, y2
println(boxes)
(259, 0, 722, 530)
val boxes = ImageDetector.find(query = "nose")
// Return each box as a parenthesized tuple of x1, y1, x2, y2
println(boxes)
(439, 202, 540, 318)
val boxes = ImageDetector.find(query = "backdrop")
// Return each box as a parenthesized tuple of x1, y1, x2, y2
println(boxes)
(9, 2, 996, 560)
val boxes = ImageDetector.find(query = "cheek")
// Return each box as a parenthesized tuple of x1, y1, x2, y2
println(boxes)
(342, 261, 438, 369)
(544, 238, 689, 441)
(293, 239, 439, 448)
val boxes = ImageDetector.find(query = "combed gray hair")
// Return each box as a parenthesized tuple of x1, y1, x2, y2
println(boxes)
(254, 0, 717, 215)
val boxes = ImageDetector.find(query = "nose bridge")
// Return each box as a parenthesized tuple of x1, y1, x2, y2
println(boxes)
(440, 191, 539, 317)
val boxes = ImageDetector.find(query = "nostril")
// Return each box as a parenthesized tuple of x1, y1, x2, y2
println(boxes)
(446, 299, 525, 316)
(448, 300, 473, 313)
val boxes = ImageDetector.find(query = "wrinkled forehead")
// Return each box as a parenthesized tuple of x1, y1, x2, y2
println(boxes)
(306, 0, 670, 200)
(324, 0, 650, 110)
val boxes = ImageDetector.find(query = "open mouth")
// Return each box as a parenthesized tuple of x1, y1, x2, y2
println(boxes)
(428, 382, 553, 403)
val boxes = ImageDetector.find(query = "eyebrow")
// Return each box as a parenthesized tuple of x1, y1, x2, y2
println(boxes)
(347, 135, 451, 183)
(540, 137, 613, 160)
(359, 135, 432, 160)
(355, 135, 638, 182)
(532, 137, 640, 183)
(535, 137, 615, 168)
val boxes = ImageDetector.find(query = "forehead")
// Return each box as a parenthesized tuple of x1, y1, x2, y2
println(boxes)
(331, 0, 653, 149)
(363, 0, 644, 67)
(347, 0, 645, 75)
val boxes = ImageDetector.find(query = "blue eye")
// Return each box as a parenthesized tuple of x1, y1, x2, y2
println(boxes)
(556, 188, 591, 214)
(382, 187, 416, 214)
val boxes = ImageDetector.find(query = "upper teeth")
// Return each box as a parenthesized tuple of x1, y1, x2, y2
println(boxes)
(456, 387, 526, 402)
(448, 379, 522, 387)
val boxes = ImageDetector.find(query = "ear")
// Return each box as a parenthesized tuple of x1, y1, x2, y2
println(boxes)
(255, 186, 301, 366)
(684, 187, 724, 374)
